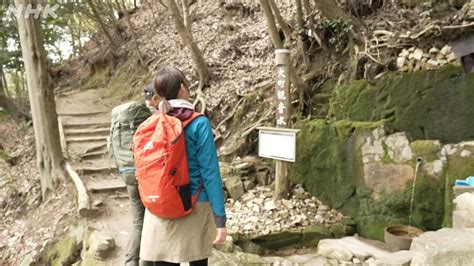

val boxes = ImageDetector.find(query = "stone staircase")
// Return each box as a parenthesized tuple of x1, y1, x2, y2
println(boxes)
(55, 90, 127, 202)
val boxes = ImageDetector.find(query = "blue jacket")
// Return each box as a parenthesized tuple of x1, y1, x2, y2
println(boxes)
(184, 115, 226, 228)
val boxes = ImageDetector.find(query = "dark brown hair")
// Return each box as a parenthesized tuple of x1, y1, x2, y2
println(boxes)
(153, 66, 189, 100)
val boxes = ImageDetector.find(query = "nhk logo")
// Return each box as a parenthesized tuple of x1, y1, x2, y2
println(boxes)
(6, 3, 60, 19)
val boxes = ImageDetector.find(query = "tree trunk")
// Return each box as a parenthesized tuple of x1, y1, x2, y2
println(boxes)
(259, 0, 283, 48)
(295, 0, 309, 70)
(13, 71, 22, 101)
(268, 0, 292, 45)
(181, 0, 191, 30)
(1, 67, 10, 98)
(87, 0, 119, 50)
(120, 0, 146, 68)
(165, 0, 210, 87)
(259, 0, 308, 110)
(0, 65, 26, 121)
(303, 0, 315, 27)
(69, 24, 77, 57)
(15, 0, 66, 200)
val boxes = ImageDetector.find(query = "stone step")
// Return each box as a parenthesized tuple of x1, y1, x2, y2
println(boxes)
(83, 143, 108, 154)
(67, 136, 108, 143)
(76, 166, 117, 175)
(58, 111, 109, 117)
(87, 178, 126, 193)
(81, 151, 109, 160)
(65, 127, 110, 137)
(63, 122, 110, 130)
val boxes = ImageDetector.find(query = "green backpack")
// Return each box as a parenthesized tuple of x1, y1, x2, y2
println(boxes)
(108, 101, 152, 185)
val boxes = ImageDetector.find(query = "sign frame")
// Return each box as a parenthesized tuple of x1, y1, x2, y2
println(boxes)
(258, 127, 299, 162)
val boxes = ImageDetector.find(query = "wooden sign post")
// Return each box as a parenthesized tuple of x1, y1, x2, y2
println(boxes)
(274, 49, 291, 199)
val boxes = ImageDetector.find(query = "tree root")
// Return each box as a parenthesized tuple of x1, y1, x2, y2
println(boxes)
(214, 97, 245, 141)
(65, 163, 91, 217)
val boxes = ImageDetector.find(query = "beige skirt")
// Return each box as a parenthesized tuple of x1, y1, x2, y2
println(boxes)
(139, 202, 216, 263)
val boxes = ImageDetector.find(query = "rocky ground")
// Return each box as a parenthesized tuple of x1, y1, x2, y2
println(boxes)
(226, 185, 344, 236)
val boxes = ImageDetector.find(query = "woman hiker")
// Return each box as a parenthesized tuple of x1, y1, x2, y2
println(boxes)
(140, 67, 227, 266)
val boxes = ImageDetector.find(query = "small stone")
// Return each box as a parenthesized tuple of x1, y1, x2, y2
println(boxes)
(254, 198, 264, 205)
(366, 257, 376, 263)
(437, 59, 447, 65)
(413, 48, 423, 60)
(318, 205, 329, 211)
(246, 201, 254, 209)
(315, 214, 325, 223)
(427, 59, 439, 66)
(436, 53, 446, 60)
(398, 49, 409, 58)
(224, 175, 245, 200)
(243, 180, 255, 191)
(243, 224, 253, 230)
(264, 200, 277, 211)
(88, 230, 115, 259)
(279, 209, 290, 219)
(282, 199, 294, 209)
(252, 204, 260, 213)
(396, 59, 407, 70)
(407, 59, 415, 71)
(408, 47, 415, 52)
(429, 47, 440, 54)
(234, 162, 251, 171)
(414, 61, 423, 71)
(440, 45, 452, 55)
(447, 53, 458, 63)
(234, 201, 242, 210)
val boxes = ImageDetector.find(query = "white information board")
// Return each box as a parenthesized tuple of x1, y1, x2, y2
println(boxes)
(258, 127, 298, 162)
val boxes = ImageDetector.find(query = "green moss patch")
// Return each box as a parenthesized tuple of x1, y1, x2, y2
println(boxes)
(328, 66, 474, 143)
(45, 236, 80, 266)
(410, 140, 442, 162)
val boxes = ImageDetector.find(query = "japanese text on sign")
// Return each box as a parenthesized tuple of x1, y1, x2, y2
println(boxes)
(276, 65, 287, 127)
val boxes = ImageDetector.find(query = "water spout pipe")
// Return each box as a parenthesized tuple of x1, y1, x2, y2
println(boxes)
(416, 157, 423, 165)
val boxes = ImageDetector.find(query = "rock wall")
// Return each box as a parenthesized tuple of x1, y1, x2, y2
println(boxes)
(328, 65, 474, 143)
(291, 67, 474, 240)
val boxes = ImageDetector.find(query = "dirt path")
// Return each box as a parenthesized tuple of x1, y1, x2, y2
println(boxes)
(56, 88, 131, 265)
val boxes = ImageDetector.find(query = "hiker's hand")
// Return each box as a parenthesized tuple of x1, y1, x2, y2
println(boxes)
(213, 228, 227, 244)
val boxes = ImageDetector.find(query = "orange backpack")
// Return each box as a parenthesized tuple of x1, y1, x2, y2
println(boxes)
(132, 112, 202, 219)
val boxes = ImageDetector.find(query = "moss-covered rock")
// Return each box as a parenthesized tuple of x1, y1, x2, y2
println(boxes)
(328, 66, 474, 143)
(45, 236, 80, 266)
(252, 228, 303, 250)
(291, 119, 385, 209)
(290, 119, 454, 240)
(237, 223, 352, 251)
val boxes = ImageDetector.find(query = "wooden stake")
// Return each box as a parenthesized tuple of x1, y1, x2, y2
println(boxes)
(274, 49, 291, 200)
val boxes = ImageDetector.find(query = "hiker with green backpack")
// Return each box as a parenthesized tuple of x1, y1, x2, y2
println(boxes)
(107, 92, 153, 266)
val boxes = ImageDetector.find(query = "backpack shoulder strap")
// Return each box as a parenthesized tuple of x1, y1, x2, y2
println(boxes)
(182, 112, 204, 128)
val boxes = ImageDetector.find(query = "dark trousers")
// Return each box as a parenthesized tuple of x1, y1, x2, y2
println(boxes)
(125, 184, 145, 266)
(140, 258, 208, 266)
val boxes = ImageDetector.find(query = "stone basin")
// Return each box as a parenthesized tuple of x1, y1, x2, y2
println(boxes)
(384, 224, 423, 250)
